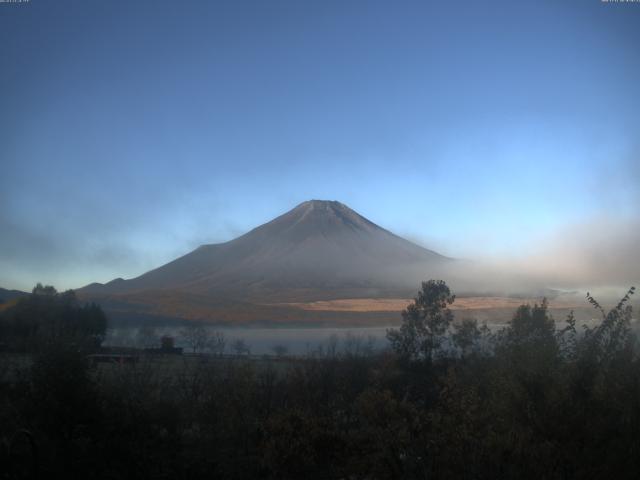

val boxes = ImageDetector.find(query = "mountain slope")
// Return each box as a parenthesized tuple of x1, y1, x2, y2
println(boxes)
(0, 287, 28, 304)
(85, 200, 449, 297)
(80, 200, 452, 322)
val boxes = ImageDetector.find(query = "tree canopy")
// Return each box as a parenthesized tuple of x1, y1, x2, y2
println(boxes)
(0, 284, 107, 352)
(386, 279, 455, 361)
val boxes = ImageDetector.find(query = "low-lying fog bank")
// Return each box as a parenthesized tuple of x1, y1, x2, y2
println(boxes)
(105, 326, 391, 356)
(105, 305, 638, 356)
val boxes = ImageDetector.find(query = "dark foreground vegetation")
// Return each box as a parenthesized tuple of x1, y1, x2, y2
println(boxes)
(0, 281, 638, 479)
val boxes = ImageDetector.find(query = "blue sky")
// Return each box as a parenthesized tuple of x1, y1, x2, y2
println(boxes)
(1, 0, 639, 291)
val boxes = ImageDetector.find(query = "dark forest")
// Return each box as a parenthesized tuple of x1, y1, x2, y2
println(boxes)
(1, 281, 638, 479)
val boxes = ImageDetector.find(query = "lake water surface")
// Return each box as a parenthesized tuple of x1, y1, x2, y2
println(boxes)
(105, 326, 395, 355)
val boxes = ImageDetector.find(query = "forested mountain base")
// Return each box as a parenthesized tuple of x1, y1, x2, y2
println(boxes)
(1, 283, 638, 479)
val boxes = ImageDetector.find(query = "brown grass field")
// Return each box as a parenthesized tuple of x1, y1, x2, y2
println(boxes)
(266, 295, 617, 327)
(271, 296, 565, 312)
(76, 291, 639, 327)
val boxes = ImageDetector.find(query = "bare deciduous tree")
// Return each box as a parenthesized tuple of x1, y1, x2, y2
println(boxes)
(271, 344, 288, 357)
(180, 324, 210, 354)
(232, 338, 250, 356)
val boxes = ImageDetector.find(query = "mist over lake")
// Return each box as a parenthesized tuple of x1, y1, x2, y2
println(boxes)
(105, 325, 393, 355)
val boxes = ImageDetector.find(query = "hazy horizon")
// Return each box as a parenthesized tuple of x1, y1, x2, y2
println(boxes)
(1, 0, 639, 293)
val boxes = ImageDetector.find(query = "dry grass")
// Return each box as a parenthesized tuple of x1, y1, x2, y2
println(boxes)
(270, 296, 581, 313)
(79, 290, 619, 327)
